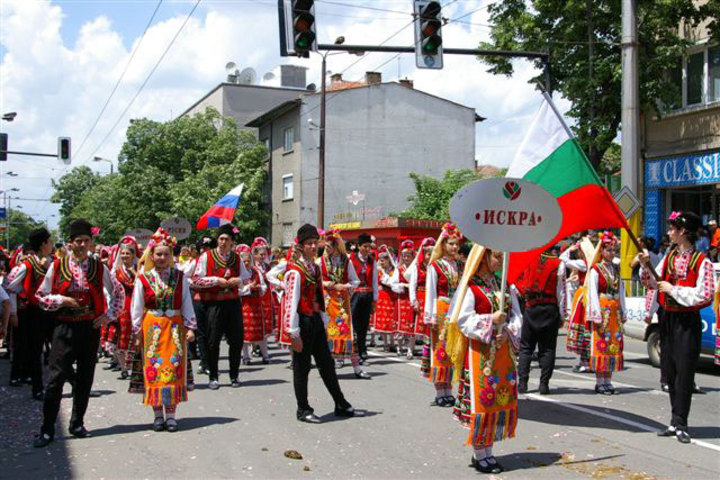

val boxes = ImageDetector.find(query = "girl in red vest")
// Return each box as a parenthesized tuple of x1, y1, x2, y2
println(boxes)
(129, 228, 196, 433)
(111, 235, 140, 379)
(560, 239, 592, 373)
(251, 238, 275, 347)
(395, 240, 416, 359)
(424, 223, 462, 406)
(639, 211, 715, 444)
(405, 237, 436, 372)
(375, 246, 399, 350)
(238, 244, 269, 364)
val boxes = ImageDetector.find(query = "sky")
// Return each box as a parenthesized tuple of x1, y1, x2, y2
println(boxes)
(0, 0, 569, 229)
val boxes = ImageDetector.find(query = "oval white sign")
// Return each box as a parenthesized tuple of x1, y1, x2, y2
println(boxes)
(449, 178, 563, 253)
(160, 217, 192, 240)
(124, 228, 154, 245)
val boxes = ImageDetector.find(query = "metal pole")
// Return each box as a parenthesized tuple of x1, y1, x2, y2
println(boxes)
(621, 0, 639, 193)
(4, 193, 7, 250)
(318, 52, 327, 229)
(111, 162, 114, 175)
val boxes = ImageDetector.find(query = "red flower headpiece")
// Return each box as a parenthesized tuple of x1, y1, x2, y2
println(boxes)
(600, 231, 616, 245)
(237, 244, 251, 254)
(251, 236, 269, 251)
(149, 227, 176, 249)
(400, 240, 414, 252)
(440, 222, 463, 240)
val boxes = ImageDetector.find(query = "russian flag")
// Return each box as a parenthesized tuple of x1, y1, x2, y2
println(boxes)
(196, 183, 245, 230)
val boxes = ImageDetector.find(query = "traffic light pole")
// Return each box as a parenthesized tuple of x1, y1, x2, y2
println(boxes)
(0, 150, 58, 158)
(318, 51, 327, 229)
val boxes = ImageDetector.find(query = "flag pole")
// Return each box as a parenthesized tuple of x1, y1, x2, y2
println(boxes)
(498, 251, 510, 313)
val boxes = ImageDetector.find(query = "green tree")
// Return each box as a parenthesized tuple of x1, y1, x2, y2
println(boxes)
(6, 210, 44, 249)
(397, 169, 480, 221)
(479, 0, 717, 168)
(50, 166, 101, 234)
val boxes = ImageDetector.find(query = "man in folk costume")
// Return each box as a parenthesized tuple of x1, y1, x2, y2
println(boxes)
(320, 229, 370, 379)
(129, 228, 196, 432)
(33, 219, 125, 448)
(187, 236, 216, 375)
(111, 235, 140, 379)
(190, 224, 249, 390)
(349, 233, 378, 364)
(284, 224, 355, 423)
(404, 237, 436, 372)
(424, 223, 462, 407)
(251, 237, 275, 348)
(560, 239, 594, 373)
(514, 247, 566, 394)
(639, 211, 715, 444)
(266, 244, 302, 354)
(375, 245, 399, 352)
(394, 240, 416, 359)
(586, 232, 626, 395)
(449, 246, 522, 474)
(4, 228, 55, 399)
(238, 244, 270, 364)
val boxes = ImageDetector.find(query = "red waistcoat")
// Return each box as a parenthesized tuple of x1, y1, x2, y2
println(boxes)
(22, 256, 48, 307)
(659, 250, 710, 312)
(138, 269, 184, 310)
(197, 249, 241, 302)
(288, 261, 324, 316)
(416, 264, 427, 292)
(431, 261, 451, 297)
(321, 255, 349, 284)
(516, 255, 560, 306)
(51, 256, 106, 321)
(469, 283, 493, 315)
(350, 253, 374, 290)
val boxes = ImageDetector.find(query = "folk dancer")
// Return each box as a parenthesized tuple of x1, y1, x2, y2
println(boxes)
(560, 239, 592, 373)
(33, 219, 124, 447)
(4, 228, 54, 399)
(266, 246, 302, 355)
(395, 240, 416, 359)
(284, 224, 355, 423)
(586, 232, 626, 395)
(639, 211, 714, 443)
(129, 228, 196, 432)
(375, 246, 399, 352)
(424, 223, 462, 406)
(111, 236, 140, 379)
(404, 237, 435, 373)
(349, 233, 378, 364)
(514, 249, 566, 394)
(251, 237, 275, 350)
(187, 236, 215, 375)
(451, 247, 522, 474)
(238, 244, 270, 364)
(190, 225, 248, 390)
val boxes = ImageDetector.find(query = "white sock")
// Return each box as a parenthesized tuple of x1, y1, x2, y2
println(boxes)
(353, 364, 363, 374)
(260, 341, 269, 359)
(486, 446, 493, 457)
(153, 408, 163, 419)
(473, 448, 488, 460)
(242, 344, 250, 360)
(596, 375, 605, 387)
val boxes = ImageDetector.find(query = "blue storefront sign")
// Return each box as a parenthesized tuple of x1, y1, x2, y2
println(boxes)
(644, 150, 720, 241)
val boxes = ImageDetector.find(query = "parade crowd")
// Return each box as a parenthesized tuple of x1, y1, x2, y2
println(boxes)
(0, 211, 718, 474)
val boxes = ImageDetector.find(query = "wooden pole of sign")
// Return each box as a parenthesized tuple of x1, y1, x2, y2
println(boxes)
(623, 227, 660, 280)
(498, 252, 510, 312)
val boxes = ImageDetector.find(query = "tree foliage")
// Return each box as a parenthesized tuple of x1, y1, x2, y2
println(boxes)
(50, 166, 101, 234)
(479, 0, 717, 168)
(53, 108, 268, 244)
(6, 210, 44, 249)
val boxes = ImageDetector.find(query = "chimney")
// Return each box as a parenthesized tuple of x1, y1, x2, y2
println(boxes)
(399, 78, 414, 89)
(365, 71, 382, 85)
(330, 73, 343, 85)
(280, 65, 308, 88)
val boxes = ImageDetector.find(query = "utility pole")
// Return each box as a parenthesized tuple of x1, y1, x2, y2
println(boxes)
(318, 52, 327, 229)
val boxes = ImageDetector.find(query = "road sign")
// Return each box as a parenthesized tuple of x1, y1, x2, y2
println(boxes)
(346, 190, 365, 206)
(124, 228, 154, 246)
(613, 185, 640, 219)
(0, 208, 6, 219)
(449, 178, 563, 252)
(160, 217, 192, 241)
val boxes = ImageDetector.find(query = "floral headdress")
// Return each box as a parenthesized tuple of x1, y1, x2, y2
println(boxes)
(112, 235, 140, 272)
(322, 228, 346, 257)
(400, 239, 415, 252)
(377, 244, 396, 269)
(250, 236, 269, 253)
(139, 228, 177, 272)
(599, 231, 616, 246)
(413, 237, 436, 271)
(430, 222, 462, 265)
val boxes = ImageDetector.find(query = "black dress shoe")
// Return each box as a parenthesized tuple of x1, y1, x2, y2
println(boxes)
(153, 417, 165, 432)
(660, 383, 669, 393)
(32, 391, 45, 401)
(334, 405, 355, 417)
(676, 430, 691, 444)
(69, 426, 91, 438)
(471, 456, 501, 474)
(538, 383, 550, 395)
(103, 362, 117, 371)
(33, 433, 53, 448)
(657, 426, 676, 437)
(231, 378, 242, 388)
(354, 370, 371, 379)
(517, 382, 528, 394)
(262, 358, 270, 365)
(165, 418, 178, 432)
(443, 395, 456, 407)
(692, 383, 704, 394)
(486, 456, 504, 473)
(297, 410, 321, 423)
(595, 385, 612, 395)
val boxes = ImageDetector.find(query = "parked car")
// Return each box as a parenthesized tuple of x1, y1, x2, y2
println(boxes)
(623, 264, 719, 368)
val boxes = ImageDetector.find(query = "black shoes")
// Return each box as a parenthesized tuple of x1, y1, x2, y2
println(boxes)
(334, 405, 355, 417)
(208, 380, 219, 390)
(676, 430, 691, 444)
(572, 365, 589, 373)
(517, 381, 528, 394)
(431, 396, 455, 407)
(595, 385, 613, 395)
(538, 383, 550, 395)
(69, 425, 91, 438)
(471, 456, 503, 474)
(165, 418, 178, 433)
(103, 362, 117, 371)
(660, 383, 669, 392)
(33, 433, 53, 448)
(657, 426, 676, 437)
(262, 358, 270, 365)
(231, 378, 242, 388)
(297, 410, 321, 423)
(153, 417, 165, 432)
(657, 425, 691, 444)
(354, 370, 371, 379)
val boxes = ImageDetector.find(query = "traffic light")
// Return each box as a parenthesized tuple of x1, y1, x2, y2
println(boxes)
(58, 137, 71, 164)
(413, 0, 443, 69)
(278, 0, 317, 57)
(0, 133, 7, 161)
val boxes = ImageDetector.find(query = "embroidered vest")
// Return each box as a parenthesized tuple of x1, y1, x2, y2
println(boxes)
(197, 249, 241, 302)
(659, 250, 710, 312)
(517, 255, 560, 306)
(350, 253, 374, 290)
(431, 259, 459, 298)
(593, 263, 620, 297)
(52, 256, 106, 322)
(321, 255, 349, 284)
(22, 256, 48, 307)
(139, 269, 183, 311)
(288, 260, 324, 316)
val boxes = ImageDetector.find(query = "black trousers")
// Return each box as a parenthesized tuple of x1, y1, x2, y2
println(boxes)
(351, 292, 373, 357)
(292, 313, 349, 415)
(205, 299, 243, 381)
(11, 305, 52, 393)
(517, 303, 561, 386)
(661, 310, 701, 430)
(193, 300, 209, 369)
(42, 320, 101, 437)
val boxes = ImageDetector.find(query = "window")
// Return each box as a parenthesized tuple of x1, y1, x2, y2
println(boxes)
(686, 51, 704, 105)
(283, 127, 294, 152)
(282, 223, 294, 247)
(262, 138, 270, 159)
(666, 44, 720, 110)
(282, 174, 294, 200)
(709, 46, 720, 103)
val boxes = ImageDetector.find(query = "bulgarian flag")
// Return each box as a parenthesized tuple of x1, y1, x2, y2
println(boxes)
(196, 183, 245, 230)
(505, 93, 629, 282)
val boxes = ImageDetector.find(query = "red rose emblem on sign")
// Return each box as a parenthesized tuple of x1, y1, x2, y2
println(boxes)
(503, 181, 521, 200)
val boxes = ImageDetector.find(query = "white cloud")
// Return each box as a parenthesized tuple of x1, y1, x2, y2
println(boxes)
(0, 0, 568, 227)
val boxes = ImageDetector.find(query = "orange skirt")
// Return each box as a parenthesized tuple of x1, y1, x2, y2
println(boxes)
(140, 312, 190, 407)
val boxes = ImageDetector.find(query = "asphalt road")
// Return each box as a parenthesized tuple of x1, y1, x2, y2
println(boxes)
(0, 330, 718, 479)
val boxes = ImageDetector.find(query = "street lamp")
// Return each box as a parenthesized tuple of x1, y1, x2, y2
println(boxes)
(93, 156, 114, 174)
(6, 171, 18, 176)
(1, 112, 17, 122)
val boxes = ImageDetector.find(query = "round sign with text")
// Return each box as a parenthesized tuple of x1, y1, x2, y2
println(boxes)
(123, 228, 154, 246)
(449, 178, 563, 253)
(160, 217, 192, 241)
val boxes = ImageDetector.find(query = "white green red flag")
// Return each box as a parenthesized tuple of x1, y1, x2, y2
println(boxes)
(505, 93, 629, 281)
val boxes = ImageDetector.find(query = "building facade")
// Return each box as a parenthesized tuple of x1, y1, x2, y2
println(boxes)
(247, 75, 478, 246)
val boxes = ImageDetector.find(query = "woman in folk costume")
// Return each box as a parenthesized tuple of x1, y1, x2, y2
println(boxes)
(447, 245, 522, 474)
(714, 280, 720, 366)
(111, 235, 140, 379)
(375, 245, 399, 352)
(560, 237, 595, 373)
(394, 240, 416, 359)
(404, 237, 436, 372)
(586, 232, 626, 395)
(266, 244, 302, 359)
(238, 244, 270, 364)
(251, 238, 275, 344)
(128, 228, 196, 432)
(424, 223, 463, 406)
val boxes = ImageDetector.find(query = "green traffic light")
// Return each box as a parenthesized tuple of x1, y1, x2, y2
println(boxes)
(422, 35, 442, 54)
